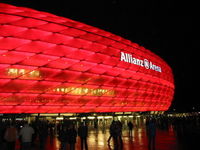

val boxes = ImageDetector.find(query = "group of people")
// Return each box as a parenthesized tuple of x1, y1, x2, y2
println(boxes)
(3, 121, 35, 150)
(107, 119, 156, 150)
(107, 120, 123, 150)
(0, 117, 158, 150)
(58, 122, 88, 150)
(1, 120, 89, 150)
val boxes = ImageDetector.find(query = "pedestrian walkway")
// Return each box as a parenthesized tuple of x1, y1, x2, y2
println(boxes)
(14, 126, 181, 150)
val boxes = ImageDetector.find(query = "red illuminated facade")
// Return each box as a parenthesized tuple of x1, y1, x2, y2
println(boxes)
(0, 3, 174, 113)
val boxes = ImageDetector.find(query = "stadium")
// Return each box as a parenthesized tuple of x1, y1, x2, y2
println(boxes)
(0, 3, 174, 114)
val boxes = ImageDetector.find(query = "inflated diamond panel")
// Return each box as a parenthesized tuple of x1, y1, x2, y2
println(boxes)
(0, 3, 174, 113)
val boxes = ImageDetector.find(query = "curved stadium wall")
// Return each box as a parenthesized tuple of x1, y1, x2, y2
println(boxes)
(0, 3, 174, 113)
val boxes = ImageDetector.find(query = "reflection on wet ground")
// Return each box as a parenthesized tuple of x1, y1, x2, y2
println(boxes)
(14, 125, 188, 150)
(1, 115, 199, 150)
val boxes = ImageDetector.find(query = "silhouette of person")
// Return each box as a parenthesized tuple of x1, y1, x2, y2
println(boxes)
(116, 120, 123, 150)
(59, 125, 68, 150)
(0, 121, 6, 149)
(19, 122, 35, 150)
(67, 124, 77, 150)
(146, 118, 156, 150)
(128, 121, 134, 137)
(78, 122, 88, 150)
(107, 121, 115, 145)
(109, 120, 123, 150)
(49, 122, 55, 143)
(4, 122, 18, 150)
(38, 122, 48, 150)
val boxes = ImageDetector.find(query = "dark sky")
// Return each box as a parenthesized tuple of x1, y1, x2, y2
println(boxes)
(1, 0, 197, 112)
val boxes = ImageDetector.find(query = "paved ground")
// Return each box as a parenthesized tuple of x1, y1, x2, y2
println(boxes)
(0, 120, 197, 150)
(13, 125, 189, 150)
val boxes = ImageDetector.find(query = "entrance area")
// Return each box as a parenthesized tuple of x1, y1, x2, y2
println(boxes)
(0, 112, 199, 150)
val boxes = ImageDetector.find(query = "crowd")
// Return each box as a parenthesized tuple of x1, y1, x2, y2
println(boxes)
(0, 120, 52, 150)
(0, 114, 200, 150)
(0, 119, 90, 150)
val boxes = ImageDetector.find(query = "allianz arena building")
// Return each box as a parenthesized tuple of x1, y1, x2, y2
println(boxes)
(0, 3, 174, 114)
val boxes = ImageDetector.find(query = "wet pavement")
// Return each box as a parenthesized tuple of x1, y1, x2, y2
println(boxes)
(12, 125, 199, 150)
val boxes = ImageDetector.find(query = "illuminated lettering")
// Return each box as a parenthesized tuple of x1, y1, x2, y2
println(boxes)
(149, 62, 162, 72)
(120, 52, 162, 72)
(120, 52, 127, 62)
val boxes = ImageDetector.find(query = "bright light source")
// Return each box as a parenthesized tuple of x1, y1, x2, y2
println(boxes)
(56, 117, 63, 120)
(97, 116, 104, 119)
(88, 116, 95, 119)
(128, 116, 133, 118)
(69, 117, 77, 120)
(104, 116, 113, 119)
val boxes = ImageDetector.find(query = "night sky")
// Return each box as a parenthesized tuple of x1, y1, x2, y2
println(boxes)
(1, 0, 197, 112)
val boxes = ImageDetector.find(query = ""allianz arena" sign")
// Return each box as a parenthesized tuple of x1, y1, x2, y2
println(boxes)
(120, 52, 162, 72)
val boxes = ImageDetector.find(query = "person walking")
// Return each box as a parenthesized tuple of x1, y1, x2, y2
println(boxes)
(19, 122, 35, 150)
(4, 123, 18, 150)
(116, 120, 123, 150)
(78, 122, 88, 150)
(108, 120, 123, 150)
(146, 118, 156, 150)
(67, 124, 77, 150)
(107, 121, 115, 145)
(38, 122, 48, 150)
(59, 125, 68, 150)
(128, 121, 134, 137)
